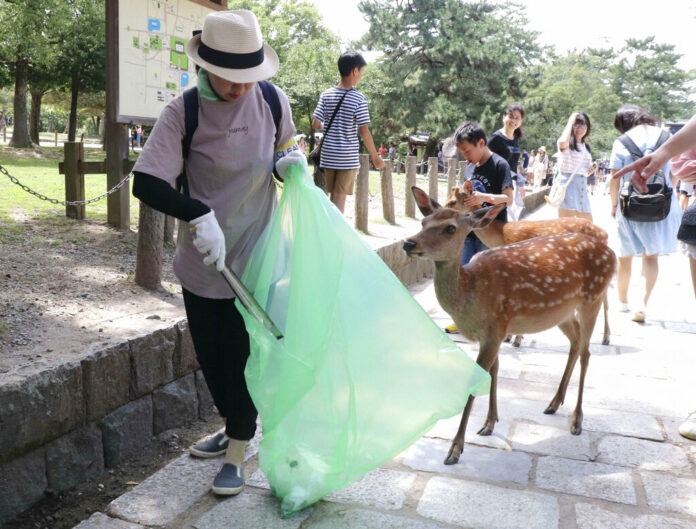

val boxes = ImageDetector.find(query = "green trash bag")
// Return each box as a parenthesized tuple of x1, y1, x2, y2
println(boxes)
(237, 160, 490, 517)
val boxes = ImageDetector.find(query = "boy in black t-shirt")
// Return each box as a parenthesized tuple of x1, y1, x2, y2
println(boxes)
(454, 122, 514, 265)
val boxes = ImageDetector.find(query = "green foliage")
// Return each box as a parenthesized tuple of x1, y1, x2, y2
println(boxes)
(358, 0, 542, 142)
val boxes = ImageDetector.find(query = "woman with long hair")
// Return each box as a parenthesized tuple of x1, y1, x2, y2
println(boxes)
(488, 102, 527, 208)
(608, 104, 682, 323)
(556, 111, 594, 220)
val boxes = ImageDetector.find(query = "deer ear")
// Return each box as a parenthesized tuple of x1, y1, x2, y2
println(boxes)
(463, 180, 473, 193)
(471, 204, 505, 230)
(411, 186, 441, 216)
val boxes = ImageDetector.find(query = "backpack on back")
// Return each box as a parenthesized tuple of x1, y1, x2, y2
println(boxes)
(176, 81, 283, 196)
(618, 130, 672, 222)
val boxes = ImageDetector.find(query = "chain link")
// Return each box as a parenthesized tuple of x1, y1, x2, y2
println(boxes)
(0, 163, 131, 206)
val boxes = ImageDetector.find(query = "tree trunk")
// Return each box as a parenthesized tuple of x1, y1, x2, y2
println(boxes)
(163, 215, 176, 245)
(135, 203, 165, 290)
(68, 70, 79, 142)
(9, 57, 33, 148)
(29, 90, 43, 145)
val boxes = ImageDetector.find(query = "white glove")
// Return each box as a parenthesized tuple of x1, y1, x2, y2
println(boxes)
(275, 149, 307, 180)
(189, 210, 226, 272)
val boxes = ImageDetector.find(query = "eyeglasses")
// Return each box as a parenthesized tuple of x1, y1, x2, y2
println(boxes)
(573, 123, 587, 129)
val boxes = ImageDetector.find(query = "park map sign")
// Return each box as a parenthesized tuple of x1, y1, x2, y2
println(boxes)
(117, 0, 225, 123)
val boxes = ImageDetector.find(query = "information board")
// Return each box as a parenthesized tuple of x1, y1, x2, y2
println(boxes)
(117, 0, 224, 123)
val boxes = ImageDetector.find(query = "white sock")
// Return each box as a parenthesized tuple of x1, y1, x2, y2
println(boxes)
(223, 438, 248, 466)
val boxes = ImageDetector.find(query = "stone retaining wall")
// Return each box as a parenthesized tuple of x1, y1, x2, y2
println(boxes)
(0, 321, 213, 524)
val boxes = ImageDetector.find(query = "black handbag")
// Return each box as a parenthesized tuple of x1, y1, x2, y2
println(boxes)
(313, 89, 351, 191)
(618, 131, 672, 222)
(678, 203, 696, 245)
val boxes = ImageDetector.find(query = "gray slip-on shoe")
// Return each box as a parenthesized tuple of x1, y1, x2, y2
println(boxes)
(212, 463, 244, 495)
(190, 431, 229, 458)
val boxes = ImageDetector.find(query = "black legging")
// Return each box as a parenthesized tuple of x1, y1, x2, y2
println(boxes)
(182, 288, 257, 441)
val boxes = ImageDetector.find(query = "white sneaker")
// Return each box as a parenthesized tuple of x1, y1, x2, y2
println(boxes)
(619, 302, 630, 313)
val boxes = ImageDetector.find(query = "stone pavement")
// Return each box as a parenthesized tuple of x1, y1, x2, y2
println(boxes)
(75, 192, 696, 529)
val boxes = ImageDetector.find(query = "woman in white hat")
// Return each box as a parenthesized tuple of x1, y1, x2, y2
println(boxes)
(132, 9, 302, 496)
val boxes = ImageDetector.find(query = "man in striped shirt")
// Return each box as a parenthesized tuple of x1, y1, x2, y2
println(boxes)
(312, 51, 385, 213)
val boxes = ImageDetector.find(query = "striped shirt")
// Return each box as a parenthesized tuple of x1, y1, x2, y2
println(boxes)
(559, 142, 592, 175)
(313, 87, 370, 169)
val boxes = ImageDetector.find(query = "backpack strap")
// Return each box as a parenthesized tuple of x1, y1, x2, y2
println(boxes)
(176, 86, 200, 197)
(258, 80, 282, 140)
(619, 129, 671, 161)
(258, 80, 284, 181)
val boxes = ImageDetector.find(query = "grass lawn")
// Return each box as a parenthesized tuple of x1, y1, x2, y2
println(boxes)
(0, 146, 140, 230)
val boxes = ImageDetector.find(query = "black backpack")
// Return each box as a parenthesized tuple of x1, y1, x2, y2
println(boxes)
(175, 81, 283, 196)
(618, 130, 672, 222)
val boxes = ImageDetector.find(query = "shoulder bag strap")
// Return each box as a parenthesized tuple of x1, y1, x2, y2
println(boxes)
(318, 89, 352, 162)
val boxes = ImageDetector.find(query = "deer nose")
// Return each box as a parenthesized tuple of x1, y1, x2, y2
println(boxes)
(403, 239, 417, 254)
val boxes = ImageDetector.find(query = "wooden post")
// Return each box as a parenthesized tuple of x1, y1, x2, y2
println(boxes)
(405, 155, 417, 218)
(105, 0, 130, 230)
(63, 142, 86, 220)
(135, 203, 165, 290)
(355, 154, 370, 232)
(54, 131, 58, 147)
(381, 160, 395, 224)
(428, 156, 438, 203)
(458, 160, 468, 187)
(447, 158, 457, 192)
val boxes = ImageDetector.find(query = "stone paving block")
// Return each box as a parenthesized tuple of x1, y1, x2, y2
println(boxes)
(173, 321, 199, 378)
(194, 489, 310, 529)
(195, 370, 215, 418)
(302, 503, 449, 529)
(582, 406, 663, 441)
(101, 395, 153, 468)
(73, 512, 145, 529)
(417, 476, 559, 529)
(535, 456, 636, 505)
(641, 471, 696, 517)
(249, 468, 416, 511)
(152, 374, 198, 435)
(0, 361, 84, 462)
(46, 424, 104, 492)
(496, 397, 572, 430)
(0, 447, 47, 524)
(82, 341, 131, 421)
(596, 435, 690, 471)
(108, 454, 221, 526)
(128, 328, 176, 399)
(575, 502, 696, 529)
(424, 413, 511, 450)
(402, 437, 531, 485)
(510, 423, 593, 461)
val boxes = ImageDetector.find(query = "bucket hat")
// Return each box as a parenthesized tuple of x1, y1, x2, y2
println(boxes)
(186, 10, 279, 83)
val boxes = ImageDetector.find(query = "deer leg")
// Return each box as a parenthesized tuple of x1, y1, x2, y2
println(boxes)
(445, 339, 501, 465)
(570, 300, 602, 434)
(601, 294, 610, 345)
(478, 356, 499, 436)
(513, 335, 523, 347)
(571, 346, 590, 434)
(544, 318, 580, 415)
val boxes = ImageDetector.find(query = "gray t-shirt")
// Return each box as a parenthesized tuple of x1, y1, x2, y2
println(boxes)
(133, 83, 296, 298)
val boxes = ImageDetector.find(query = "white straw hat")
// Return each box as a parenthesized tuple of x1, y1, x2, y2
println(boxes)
(186, 10, 279, 83)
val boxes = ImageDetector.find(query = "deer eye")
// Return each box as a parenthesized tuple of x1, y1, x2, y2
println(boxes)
(446, 201, 456, 207)
(445, 225, 456, 234)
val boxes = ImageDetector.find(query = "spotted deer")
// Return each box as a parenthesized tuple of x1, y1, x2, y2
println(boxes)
(403, 205, 616, 465)
(414, 184, 612, 346)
